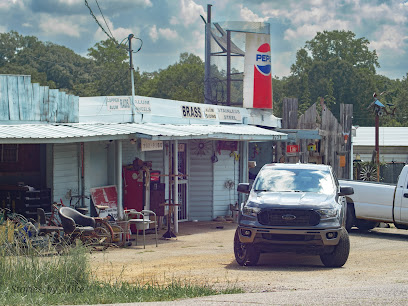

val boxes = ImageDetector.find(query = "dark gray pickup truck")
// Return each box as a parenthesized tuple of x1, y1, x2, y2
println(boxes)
(235, 163, 354, 267)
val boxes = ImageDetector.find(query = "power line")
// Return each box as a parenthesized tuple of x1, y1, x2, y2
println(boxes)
(95, 0, 114, 40)
(84, 0, 117, 44)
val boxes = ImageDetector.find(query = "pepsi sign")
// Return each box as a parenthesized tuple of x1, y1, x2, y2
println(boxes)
(243, 33, 273, 109)
(255, 43, 271, 75)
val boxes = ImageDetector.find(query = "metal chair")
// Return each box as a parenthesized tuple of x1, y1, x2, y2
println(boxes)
(36, 208, 64, 235)
(58, 206, 95, 235)
(125, 209, 158, 248)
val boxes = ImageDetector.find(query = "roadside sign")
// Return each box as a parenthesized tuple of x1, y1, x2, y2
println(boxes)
(286, 144, 299, 153)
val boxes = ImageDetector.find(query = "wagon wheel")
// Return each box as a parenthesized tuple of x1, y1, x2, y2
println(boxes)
(360, 164, 378, 181)
(88, 227, 112, 251)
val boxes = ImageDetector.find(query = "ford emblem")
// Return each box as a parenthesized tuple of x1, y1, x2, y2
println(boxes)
(282, 214, 296, 221)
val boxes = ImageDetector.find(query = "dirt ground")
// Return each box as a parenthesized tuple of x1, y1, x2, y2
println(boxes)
(90, 221, 408, 293)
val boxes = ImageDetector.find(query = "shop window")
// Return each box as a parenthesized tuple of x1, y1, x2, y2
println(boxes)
(0, 144, 19, 163)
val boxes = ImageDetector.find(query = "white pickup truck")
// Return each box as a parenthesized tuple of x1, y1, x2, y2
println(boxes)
(339, 165, 408, 231)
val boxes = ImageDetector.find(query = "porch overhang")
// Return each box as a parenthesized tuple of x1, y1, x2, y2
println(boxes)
(0, 122, 287, 144)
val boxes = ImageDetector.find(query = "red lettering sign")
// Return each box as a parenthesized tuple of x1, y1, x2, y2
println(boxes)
(286, 145, 299, 153)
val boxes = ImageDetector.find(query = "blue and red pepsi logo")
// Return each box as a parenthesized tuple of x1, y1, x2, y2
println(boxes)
(255, 43, 271, 75)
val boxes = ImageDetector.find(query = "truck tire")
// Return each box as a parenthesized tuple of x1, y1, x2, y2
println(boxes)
(356, 219, 379, 231)
(345, 203, 355, 232)
(320, 229, 350, 268)
(234, 229, 260, 266)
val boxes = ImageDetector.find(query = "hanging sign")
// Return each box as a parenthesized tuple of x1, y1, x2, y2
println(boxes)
(141, 139, 163, 151)
(339, 155, 346, 167)
(286, 144, 299, 153)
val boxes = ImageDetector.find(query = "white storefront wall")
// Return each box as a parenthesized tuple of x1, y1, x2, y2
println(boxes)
(48, 96, 284, 220)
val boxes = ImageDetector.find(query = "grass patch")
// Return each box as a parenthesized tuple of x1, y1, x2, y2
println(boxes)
(0, 229, 242, 305)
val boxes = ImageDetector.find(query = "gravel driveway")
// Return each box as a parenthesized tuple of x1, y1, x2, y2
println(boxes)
(90, 221, 408, 304)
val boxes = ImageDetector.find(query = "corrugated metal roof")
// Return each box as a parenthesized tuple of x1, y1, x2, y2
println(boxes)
(0, 123, 287, 144)
(353, 127, 408, 147)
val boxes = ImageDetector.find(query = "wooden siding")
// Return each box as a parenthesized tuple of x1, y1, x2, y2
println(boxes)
(145, 150, 164, 173)
(122, 141, 144, 165)
(53, 143, 79, 204)
(213, 149, 239, 219)
(0, 74, 79, 123)
(188, 140, 213, 221)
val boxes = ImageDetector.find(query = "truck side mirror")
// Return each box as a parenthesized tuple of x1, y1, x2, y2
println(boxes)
(339, 186, 354, 196)
(237, 183, 250, 194)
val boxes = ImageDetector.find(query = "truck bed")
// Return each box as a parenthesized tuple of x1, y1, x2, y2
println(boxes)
(339, 179, 396, 222)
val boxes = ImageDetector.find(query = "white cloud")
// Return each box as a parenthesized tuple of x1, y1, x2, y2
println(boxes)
(184, 29, 204, 58)
(39, 15, 84, 37)
(178, 0, 205, 27)
(170, 16, 179, 25)
(240, 5, 269, 22)
(272, 51, 293, 77)
(0, 25, 7, 33)
(370, 25, 408, 55)
(158, 28, 178, 40)
(0, 0, 24, 10)
(149, 25, 159, 42)
(57, 0, 82, 5)
(92, 18, 138, 43)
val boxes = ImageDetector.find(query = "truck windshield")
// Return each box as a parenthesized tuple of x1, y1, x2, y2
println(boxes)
(253, 168, 336, 194)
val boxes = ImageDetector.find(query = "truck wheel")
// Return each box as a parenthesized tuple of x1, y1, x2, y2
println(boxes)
(234, 229, 260, 266)
(356, 219, 379, 231)
(320, 229, 350, 268)
(345, 204, 355, 232)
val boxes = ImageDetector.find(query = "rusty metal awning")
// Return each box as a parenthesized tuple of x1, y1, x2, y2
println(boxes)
(0, 122, 287, 144)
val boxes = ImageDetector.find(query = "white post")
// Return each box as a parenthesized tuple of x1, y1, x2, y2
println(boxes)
(173, 139, 179, 233)
(116, 140, 124, 220)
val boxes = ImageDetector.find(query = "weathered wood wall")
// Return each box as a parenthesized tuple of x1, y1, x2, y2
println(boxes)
(0, 75, 78, 123)
(281, 98, 353, 179)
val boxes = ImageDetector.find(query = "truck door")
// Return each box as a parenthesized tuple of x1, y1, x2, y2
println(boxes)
(396, 174, 408, 223)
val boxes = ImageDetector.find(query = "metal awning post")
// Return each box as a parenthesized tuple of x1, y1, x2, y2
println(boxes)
(173, 139, 179, 233)
(116, 140, 124, 220)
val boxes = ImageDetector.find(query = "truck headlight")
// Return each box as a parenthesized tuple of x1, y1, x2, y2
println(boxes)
(242, 202, 261, 217)
(317, 208, 339, 220)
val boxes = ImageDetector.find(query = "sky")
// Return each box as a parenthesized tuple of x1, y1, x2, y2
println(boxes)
(0, 0, 407, 80)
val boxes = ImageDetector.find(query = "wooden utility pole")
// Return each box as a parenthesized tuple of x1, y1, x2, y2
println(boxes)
(375, 113, 380, 182)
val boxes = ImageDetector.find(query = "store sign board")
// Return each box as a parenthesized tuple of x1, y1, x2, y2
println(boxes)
(181, 105, 202, 118)
(107, 97, 131, 110)
(141, 139, 163, 151)
(106, 96, 151, 112)
(217, 108, 242, 122)
(286, 144, 299, 155)
(203, 107, 217, 119)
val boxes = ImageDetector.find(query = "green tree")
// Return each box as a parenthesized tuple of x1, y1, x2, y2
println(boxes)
(0, 31, 96, 93)
(139, 53, 204, 103)
(279, 30, 382, 125)
(86, 38, 134, 96)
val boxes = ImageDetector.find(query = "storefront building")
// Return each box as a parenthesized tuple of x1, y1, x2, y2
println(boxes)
(0, 74, 286, 227)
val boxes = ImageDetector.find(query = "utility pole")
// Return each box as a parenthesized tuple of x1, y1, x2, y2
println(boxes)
(204, 4, 212, 104)
(375, 112, 380, 182)
(128, 34, 136, 123)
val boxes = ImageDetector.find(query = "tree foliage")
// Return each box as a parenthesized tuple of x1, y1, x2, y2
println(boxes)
(274, 30, 407, 126)
(0, 30, 407, 126)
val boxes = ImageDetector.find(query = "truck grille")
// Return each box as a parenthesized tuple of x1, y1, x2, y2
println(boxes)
(258, 209, 320, 226)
